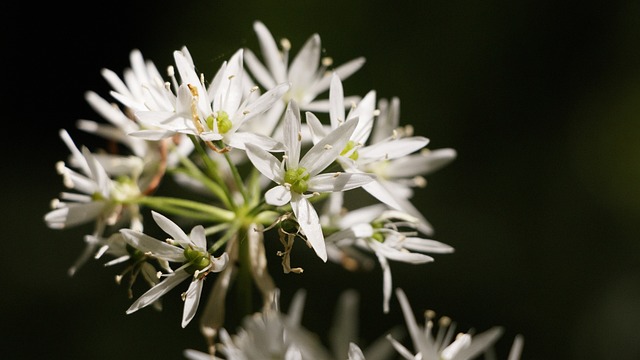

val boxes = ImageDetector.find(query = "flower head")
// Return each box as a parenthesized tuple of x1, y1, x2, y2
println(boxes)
(245, 100, 375, 262)
(120, 211, 228, 328)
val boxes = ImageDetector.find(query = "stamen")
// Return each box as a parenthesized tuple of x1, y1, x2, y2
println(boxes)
(413, 176, 427, 188)
(373, 109, 381, 116)
(280, 38, 291, 51)
(322, 56, 333, 67)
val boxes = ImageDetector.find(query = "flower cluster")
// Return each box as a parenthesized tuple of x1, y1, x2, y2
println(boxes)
(44, 20, 521, 359)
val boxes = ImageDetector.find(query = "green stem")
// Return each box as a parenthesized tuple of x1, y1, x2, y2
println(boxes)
(138, 196, 235, 223)
(175, 155, 231, 209)
(222, 147, 249, 204)
(236, 226, 253, 320)
(191, 136, 236, 210)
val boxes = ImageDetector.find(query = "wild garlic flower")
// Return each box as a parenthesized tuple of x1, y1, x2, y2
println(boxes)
(44, 129, 144, 275)
(213, 289, 333, 360)
(244, 20, 366, 135)
(324, 193, 454, 313)
(120, 211, 228, 328)
(389, 288, 519, 360)
(132, 48, 289, 152)
(245, 100, 375, 262)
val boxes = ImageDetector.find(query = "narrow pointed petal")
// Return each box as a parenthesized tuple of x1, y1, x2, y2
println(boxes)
(245, 143, 284, 182)
(182, 279, 204, 328)
(127, 270, 191, 313)
(370, 242, 434, 264)
(119, 229, 185, 261)
(307, 172, 374, 192)
(151, 211, 191, 246)
(290, 194, 327, 262)
(283, 100, 302, 168)
(403, 237, 455, 254)
(253, 21, 287, 83)
(329, 73, 345, 129)
(299, 117, 358, 176)
(244, 48, 277, 89)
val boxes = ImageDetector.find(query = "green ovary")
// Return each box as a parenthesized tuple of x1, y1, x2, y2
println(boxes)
(340, 140, 359, 160)
(284, 167, 310, 194)
(205, 111, 232, 134)
(183, 247, 211, 274)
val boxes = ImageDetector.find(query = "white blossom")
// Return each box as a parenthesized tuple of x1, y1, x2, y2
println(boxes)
(120, 211, 228, 328)
(245, 100, 375, 262)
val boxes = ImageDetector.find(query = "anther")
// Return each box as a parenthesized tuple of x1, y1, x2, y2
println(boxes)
(280, 38, 291, 51)
(373, 109, 381, 116)
(251, 86, 259, 92)
(425, 309, 436, 320)
(333, 172, 342, 178)
(413, 176, 427, 188)
(166, 65, 174, 77)
(322, 57, 333, 67)
(228, 75, 235, 80)
(324, 144, 333, 150)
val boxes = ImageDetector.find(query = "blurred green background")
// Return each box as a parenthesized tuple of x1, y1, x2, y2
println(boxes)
(5, 1, 640, 359)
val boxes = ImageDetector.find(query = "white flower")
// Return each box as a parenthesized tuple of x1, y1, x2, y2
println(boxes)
(309, 79, 456, 235)
(120, 211, 228, 328)
(324, 194, 453, 313)
(389, 288, 505, 360)
(244, 100, 375, 262)
(214, 289, 333, 360)
(244, 20, 366, 130)
(44, 129, 143, 275)
(132, 48, 289, 152)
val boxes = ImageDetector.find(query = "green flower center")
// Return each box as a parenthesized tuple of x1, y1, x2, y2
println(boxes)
(340, 140, 359, 160)
(371, 221, 385, 242)
(183, 247, 211, 275)
(284, 167, 310, 194)
(205, 111, 232, 134)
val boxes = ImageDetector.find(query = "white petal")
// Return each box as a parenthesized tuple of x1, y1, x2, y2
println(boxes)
(245, 143, 284, 182)
(358, 136, 429, 162)
(189, 225, 207, 250)
(455, 327, 504, 360)
(403, 237, 455, 254)
(304, 111, 328, 145)
(227, 131, 284, 152)
(127, 270, 191, 313)
(44, 201, 105, 229)
(290, 194, 327, 262)
(151, 211, 191, 246)
(182, 279, 204, 328)
(299, 117, 358, 176)
(283, 100, 302, 168)
(307, 172, 374, 192)
(370, 242, 434, 264)
(329, 73, 345, 129)
(253, 21, 287, 83)
(348, 343, 366, 360)
(119, 229, 184, 262)
(265, 185, 291, 206)
(244, 48, 276, 89)
(288, 33, 320, 88)
(128, 129, 177, 141)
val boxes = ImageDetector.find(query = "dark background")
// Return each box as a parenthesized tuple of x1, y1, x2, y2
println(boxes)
(4, 1, 640, 359)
